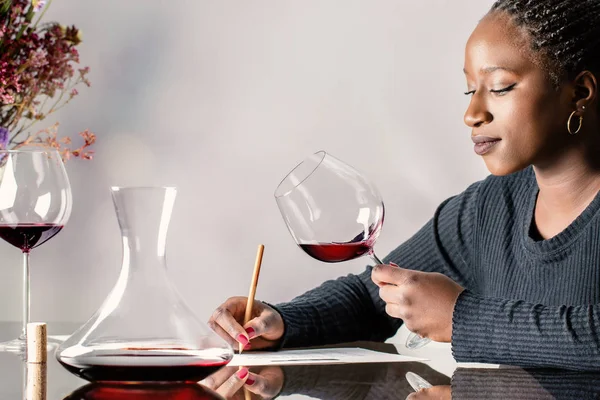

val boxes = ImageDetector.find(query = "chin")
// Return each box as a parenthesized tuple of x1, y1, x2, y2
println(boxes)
(482, 156, 527, 176)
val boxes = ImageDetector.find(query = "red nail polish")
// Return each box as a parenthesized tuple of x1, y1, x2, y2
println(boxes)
(245, 377, 256, 386)
(237, 334, 249, 346)
(390, 262, 399, 267)
(237, 368, 249, 380)
(245, 327, 256, 338)
(244, 342, 251, 351)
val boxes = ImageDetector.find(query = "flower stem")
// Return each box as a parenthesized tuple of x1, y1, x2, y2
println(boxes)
(33, 0, 53, 29)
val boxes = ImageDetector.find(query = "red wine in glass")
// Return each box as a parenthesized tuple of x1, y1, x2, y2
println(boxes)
(299, 224, 381, 262)
(299, 242, 371, 263)
(0, 223, 63, 252)
(274, 151, 431, 349)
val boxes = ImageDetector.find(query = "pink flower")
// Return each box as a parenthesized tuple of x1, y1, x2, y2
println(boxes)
(32, 0, 46, 12)
(0, 0, 95, 159)
(29, 49, 48, 68)
(1, 93, 15, 104)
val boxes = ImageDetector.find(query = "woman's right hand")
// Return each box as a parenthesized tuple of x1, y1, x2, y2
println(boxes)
(406, 386, 451, 400)
(208, 296, 285, 351)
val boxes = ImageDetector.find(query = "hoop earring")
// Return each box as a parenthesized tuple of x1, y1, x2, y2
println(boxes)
(567, 110, 583, 135)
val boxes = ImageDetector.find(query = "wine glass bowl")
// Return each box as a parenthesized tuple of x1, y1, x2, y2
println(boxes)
(0, 149, 72, 354)
(274, 151, 384, 263)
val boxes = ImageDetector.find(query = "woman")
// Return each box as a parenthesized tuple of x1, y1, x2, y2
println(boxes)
(207, 0, 600, 395)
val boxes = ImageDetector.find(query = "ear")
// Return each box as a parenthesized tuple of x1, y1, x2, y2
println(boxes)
(572, 70, 598, 112)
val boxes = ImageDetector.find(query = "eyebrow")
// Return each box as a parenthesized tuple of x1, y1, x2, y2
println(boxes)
(463, 66, 517, 74)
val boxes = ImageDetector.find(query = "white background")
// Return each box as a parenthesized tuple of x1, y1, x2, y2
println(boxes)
(0, 0, 492, 332)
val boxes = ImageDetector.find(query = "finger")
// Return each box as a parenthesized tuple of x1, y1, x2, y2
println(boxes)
(244, 371, 278, 398)
(405, 387, 445, 400)
(216, 367, 249, 398)
(240, 336, 275, 350)
(208, 320, 239, 348)
(371, 264, 390, 287)
(372, 264, 398, 287)
(406, 388, 429, 400)
(385, 303, 412, 322)
(200, 366, 237, 390)
(243, 308, 277, 339)
(378, 284, 410, 305)
(210, 305, 250, 347)
(372, 264, 416, 287)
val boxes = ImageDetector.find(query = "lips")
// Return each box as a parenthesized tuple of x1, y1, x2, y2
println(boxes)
(472, 135, 501, 156)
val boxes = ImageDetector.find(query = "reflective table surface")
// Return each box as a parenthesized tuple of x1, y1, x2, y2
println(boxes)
(2, 322, 599, 399)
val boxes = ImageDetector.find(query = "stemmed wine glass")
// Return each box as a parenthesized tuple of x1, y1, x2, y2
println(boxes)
(274, 151, 430, 349)
(0, 149, 72, 354)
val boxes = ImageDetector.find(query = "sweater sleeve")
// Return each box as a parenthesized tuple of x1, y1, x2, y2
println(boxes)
(273, 181, 481, 348)
(452, 367, 600, 398)
(452, 291, 600, 370)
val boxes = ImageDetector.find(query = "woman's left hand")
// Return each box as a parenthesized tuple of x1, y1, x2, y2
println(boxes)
(372, 263, 464, 342)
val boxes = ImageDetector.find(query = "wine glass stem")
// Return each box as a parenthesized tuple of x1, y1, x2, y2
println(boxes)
(20, 251, 30, 340)
(369, 251, 384, 265)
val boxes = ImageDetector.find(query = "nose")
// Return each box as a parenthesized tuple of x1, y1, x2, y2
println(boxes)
(464, 94, 493, 128)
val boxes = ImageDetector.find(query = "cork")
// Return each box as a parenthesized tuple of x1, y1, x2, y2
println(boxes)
(26, 323, 47, 364)
(26, 362, 47, 400)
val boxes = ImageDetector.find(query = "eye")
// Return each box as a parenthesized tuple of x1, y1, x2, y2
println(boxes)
(490, 83, 517, 96)
(464, 90, 475, 96)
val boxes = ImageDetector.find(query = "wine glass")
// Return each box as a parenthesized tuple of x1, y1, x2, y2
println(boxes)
(274, 151, 430, 349)
(0, 149, 72, 354)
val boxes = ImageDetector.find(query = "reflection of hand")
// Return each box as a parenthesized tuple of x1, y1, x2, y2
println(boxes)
(372, 263, 464, 342)
(208, 297, 285, 351)
(200, 366, 284, 399)
(405, 385, 451, 400)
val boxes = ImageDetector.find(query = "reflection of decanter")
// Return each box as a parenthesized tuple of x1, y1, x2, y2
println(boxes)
(56, 187, 233, 383)
(63, 383, 224, 400)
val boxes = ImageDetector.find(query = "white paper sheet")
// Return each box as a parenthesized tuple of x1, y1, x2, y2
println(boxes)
(228, 347, 427, 366)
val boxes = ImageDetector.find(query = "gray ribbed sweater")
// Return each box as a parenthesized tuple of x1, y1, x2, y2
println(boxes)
(273, 166, 600, 370)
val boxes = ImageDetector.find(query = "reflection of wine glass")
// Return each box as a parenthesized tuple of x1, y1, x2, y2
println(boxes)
(406, 371, 433, 392)
(0, 150, 72, 354)
(274, 151, 430, 349)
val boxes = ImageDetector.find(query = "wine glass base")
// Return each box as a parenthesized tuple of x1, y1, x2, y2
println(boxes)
(0, 337, 59, 356)
(405, 332, 432, 349)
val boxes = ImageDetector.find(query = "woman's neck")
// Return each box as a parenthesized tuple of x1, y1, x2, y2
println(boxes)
(533, 149, 600, 216)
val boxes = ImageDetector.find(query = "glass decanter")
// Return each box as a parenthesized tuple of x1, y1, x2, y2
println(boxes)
(56, 187, 233, 383)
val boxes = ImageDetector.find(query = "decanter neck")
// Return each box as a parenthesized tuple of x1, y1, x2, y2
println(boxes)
(111, 187, 176, 261)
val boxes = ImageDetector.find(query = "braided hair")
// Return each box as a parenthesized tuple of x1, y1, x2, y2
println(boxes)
(489, 0, 600, 86)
